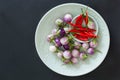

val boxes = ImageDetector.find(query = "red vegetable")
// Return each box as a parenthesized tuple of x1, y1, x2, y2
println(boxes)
(68, 22, 82, 28)
(67, 9, 97, 41)
(84, 11, 88, 25)
(68, 22, 96, 32)
(75, 34, 88, 41)
(75, 15, 83, 25)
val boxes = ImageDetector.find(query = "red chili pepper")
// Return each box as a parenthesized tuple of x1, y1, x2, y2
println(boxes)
(77, 27, 96, 32)
(69, 29, 80, 33)
(75, 34, 88, 41)
(75, 15, 83, 25)
(73, 33, 78, 37)
(84, 11, 88, 25)
(79, 37, 88, 41)
(85, 32, 97, 38)
(75, 33, 88, 38)
(67, 10, 97, 41)
(74, 31, 97, 41)
(68, 22, 82, 28)
(74, 31, 97, 39)
(68, 22, 96, 32)
(82, 32, 96, 38)
(69, 28, 96, 36)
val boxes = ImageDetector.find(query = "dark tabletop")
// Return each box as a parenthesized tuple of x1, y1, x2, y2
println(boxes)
(0, 0, 120, 80)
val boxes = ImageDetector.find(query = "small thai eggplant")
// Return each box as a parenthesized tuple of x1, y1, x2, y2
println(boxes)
(79, 52, 88, 60)
(63, 14, 72, 23)
(89, 40, 97, 48)
(87, 48, 94, 55)
(63, 44, 69, 50)
(52, 29, 57, 35)
(72, 49, 80, 57)
(82, 42, 89, 50)
(55, 38, 62, 47)
(71, 57, 78, 64)
(60, 37, 69, 45)
(55, 18, 63, 26)
(60, 28, 66, 37)
(49, 45, 57, 52)
(74, 41, 81, 49)
(57, 51, 63, 58)
(47, 34, 54, 42)
(63, 50, 71, 59)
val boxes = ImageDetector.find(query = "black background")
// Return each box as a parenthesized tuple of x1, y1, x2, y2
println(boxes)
(0, 0, 120, 80)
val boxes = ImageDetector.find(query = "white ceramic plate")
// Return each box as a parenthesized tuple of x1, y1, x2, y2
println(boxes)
(35, 3, 110, 76)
